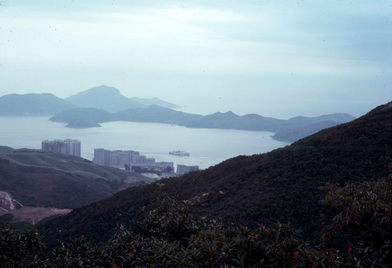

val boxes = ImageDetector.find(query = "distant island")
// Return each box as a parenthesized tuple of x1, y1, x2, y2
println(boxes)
(0, 93, 75, 116)
(65, 85, 180, 113)
(0, 85, 355, 143)
(0, 85, 179, 116)
(50, 104, 355, 143)
(66, 120, 101, 128)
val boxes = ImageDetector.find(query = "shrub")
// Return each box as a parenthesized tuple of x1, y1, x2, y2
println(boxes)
(1, 174, 391, 267)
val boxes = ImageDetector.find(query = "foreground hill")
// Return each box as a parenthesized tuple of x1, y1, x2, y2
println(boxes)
(0, 190, 71, 225)
(0, 157, 122, 209)
(0, 148, 151, 224)
(0, 147, 148, 182)
(0, 148, 152, 210)
(40, 101, 392, 244)
(0, 93, 74, 116)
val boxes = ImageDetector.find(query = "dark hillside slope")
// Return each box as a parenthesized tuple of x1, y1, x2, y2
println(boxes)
(0, 148, 148, 182)
(0, 149, 153, 211)
(40, 101, 392, 244)
(0, 158, 123, 209)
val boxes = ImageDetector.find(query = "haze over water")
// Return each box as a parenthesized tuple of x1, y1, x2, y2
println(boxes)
(1, 0, 391, 118)
(0, 117, 288, 169)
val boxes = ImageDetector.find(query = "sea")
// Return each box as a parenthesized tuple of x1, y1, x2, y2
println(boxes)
(0, 116, 288, 169)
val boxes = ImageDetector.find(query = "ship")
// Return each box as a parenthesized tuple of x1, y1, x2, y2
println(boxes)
(169, 151, 190, 157)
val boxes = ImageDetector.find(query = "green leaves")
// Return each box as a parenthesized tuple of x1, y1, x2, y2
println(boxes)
(0, 224, 44, 267)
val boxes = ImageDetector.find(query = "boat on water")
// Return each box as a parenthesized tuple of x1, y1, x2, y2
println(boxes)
(169, 151, 190, 157)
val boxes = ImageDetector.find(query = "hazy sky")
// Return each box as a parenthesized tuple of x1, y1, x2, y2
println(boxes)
(1, 0, 391, 118)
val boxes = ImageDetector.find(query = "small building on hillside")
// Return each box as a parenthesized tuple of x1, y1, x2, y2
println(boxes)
(176, 164, 199, 176)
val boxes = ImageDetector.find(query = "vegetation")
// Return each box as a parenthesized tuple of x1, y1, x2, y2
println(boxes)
(0, 148, 151, 210)
(0, 158, 124, 209)
(39, 101, 392, 244)
(2, 103, 391, 266)
(2, 173, 391, 267)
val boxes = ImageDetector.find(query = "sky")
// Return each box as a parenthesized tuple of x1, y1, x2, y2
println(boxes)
(0, 0, 391, 118)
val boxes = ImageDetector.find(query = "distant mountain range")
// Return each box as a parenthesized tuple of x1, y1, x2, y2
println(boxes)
(0, 85, 355, 142)
(272, 120, 340, 142)
(0, 93, 75, 116)
(66, 85, 180, 112)
(0, 85, 179, 115)
(51, 104, 355, 142)
(39, 101, 392, 245)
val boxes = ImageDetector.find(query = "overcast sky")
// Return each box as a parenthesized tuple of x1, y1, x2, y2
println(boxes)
(0, 0, 391, 118)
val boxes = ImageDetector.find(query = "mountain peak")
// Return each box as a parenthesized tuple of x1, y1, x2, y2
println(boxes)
(82, 85, 121, 95)
(66, 86, 141, 113)
(224, 111, 236, 116)
(66, 86, 179, 112)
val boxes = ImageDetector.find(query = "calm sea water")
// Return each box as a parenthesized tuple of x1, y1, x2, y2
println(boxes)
(0, 117, 288, 169)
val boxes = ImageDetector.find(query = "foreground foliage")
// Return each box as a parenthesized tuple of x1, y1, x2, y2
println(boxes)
(1, 175, 391, 267)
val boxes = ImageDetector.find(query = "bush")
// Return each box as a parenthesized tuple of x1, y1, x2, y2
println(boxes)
(0, 223, 44, 267)
(1, 174, 391, 267)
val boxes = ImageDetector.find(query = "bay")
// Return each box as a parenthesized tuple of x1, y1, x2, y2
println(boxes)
(0, 116, 288, 169)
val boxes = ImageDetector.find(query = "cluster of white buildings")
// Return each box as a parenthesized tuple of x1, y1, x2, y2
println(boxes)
(41, 139, 199, 178)
(93, 149, 174, 173)
(93, 149, 155, 168)
(93, 148, 199, 178)
(41, 139, 81, 157)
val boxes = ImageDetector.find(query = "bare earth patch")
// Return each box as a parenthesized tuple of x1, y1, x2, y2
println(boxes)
(5, 207, 72, 224)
